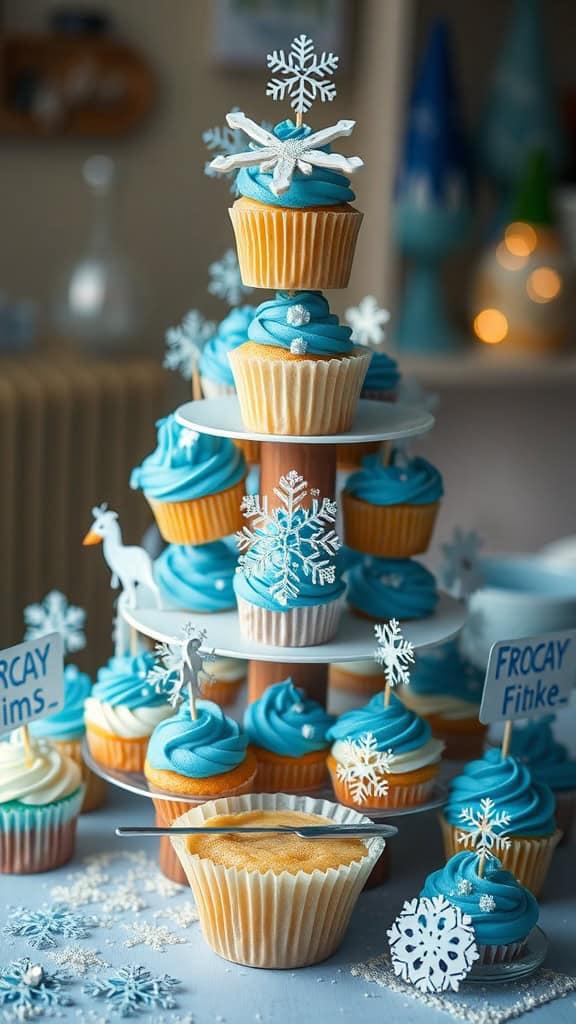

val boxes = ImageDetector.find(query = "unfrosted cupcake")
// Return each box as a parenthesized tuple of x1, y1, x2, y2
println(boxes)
(327, 692, 444, 809)
(154, 541, 237, 612)
(85, 652, 173, 772)
(343, 451, 443, 557)
(510, 716, 576, 842)
(30, 665, 106, 812)
(199, 305, 256, 398)
(244, 679, 334, 792)
(230, 291, 370, 436)
(347, 556, 438, 621)
(422, 851, 539, 965)
(0, 732, 84, 873)
(440, 749, 561, 896)
(130, 414, 246, 544)
(199, 657, 246, 707)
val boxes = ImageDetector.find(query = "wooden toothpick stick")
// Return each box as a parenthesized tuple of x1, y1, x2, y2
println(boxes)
(21, 725, 34, 767)
(501, 719, 513, 760)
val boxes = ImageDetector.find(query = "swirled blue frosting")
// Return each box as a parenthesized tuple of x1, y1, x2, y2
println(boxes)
(444, 748, 557, 836)
(327, 692, 433, 753)
(146, 700, 249, 778)
(30, 664, 91, 742)
(345, 451, 444, 506)
(248, 291, 354, 356)
(154, 542, 237, 611)
(362, 351, 400, 394)
(244, 679, 335, 757)
(410, 639, 484, 703)
(92, 653, 165, 709)
(236, 120, 356, 208)
(200, 306, 256, 388)
(130, 414, 245, 501)
(510, 717, 576, 791)
(337, 545, 363, 576)
(422, 851, 539, 946)
(348, 557, 438, 620)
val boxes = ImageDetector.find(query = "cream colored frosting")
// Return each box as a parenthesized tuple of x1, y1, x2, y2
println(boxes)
(331, 735, 443, 774)
(203, 658, 246, 683)
(0, 732, 82, 806)
(85, 697, 173, 738)
(400, 687, 480, 721)
(331, 660, 381, 678)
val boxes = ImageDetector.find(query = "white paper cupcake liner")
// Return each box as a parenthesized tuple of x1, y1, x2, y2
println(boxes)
(171, 792, 386, 968)
(236, 594, 343, 647)
(0, 786, 84, 874)
(478, 940, 526, 965)
(200, 376, 236, 399)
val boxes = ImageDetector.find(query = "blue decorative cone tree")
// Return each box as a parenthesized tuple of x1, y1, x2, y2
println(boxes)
(393, 20, 471, 355)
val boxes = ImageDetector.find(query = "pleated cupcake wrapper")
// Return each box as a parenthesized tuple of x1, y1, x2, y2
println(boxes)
(148, 477, 247, 544)
(199, 376, 236, 400)
(554, 789, 576, 843)
(253, 752, 328, 794)
(478, 941, 526, 965)
(85, 725, 150, 774)
(234, 438, 261, 465)
(336, 441, 389, 471)
(0, 786, 84, 874)
(439, 817, 563, 897)
(342, 492, 440, 558)
(198, 678, 244, 708)
(329, 665, 383, 698)
(229, 346, 370, 436)
(329, 762, 437, 810)
(236, 594, 343, 647)
(170, 792, 385, 969)
(53, 738, 107, 813)
(229, 203, 363, 290)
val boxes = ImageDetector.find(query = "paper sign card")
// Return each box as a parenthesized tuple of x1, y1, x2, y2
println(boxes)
(0, 633, 64, 736)
(480, 629, 575, 725)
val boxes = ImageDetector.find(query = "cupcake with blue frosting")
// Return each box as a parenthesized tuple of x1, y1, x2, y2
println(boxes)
(510, 716, 576, 841)
(130, 413, 246, 545)
(229, 290, 371, 436)
(422, 851, 539, 964)
(155, 541, 237, 612)
(347, 556, 438, 622)
(199, 306, 256, 399)
(244, 679, 335, 792)
(440, 748, 561, 896)
(198, 657, 246, 708)
(343, 450, 444, 558)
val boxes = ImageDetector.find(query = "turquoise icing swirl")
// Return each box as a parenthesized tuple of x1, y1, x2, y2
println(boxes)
(444, 748, 557, 836)
(422, 851, 539, 946)
(362, 351, 400, 394)
(348, 557, 438, 620)
(200, 306, 256, 388)
(236, 120, 356, 208)
(345, 451, 444, 506)
(92, 653, 165, 709)
(327, 692, 432, 753)
(248, 291, 354, 357)
(244, 679, 335, 757)
(146, 700, 249, 778)
(130, 414, 245, 502)
(510, 717, 576, 791)
(29, 664, 91, 742)
(337, 545, 363, 576)
(155, 542, 237, 611)
(410, 639, 484, 703)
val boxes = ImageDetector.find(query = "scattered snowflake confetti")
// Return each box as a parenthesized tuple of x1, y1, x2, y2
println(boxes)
(48, 947, 110, 977)
(208, 249, 252, 306)
(479, 894, 496, 914)
(163, 310, 216, 381)
(335, 733, 395, 805)
(456, 879, 473, 896)
(121, 922, 188, 954)
(4, 905, 97, 950)
(286, 303, 310, 327)
(154, 904, 199, 929)
(457, 798, 511, 861)
(84, 965, 180, 1017)
(0, 959, 73, 1017)
(440, 528, 484, 600)
(345, 296, 390, 348)
(374, 619, 415, 688)
(236, 470, 341, 606)
(50, 871, 107, 909)
(290, 337, 308, 355)
(23, 590, 86, 654)
(132, 871, 184, 899)
(387, 895, 479, 993)
(98, 886, 147, 916)
(266, 34, 338, 115)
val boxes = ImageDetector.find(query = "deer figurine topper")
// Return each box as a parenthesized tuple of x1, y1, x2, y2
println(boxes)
(83, 503, 161, 609)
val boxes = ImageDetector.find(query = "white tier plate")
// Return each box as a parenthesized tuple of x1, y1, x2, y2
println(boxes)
(120, 592, 464, 662)
(175, 397, 434, 444)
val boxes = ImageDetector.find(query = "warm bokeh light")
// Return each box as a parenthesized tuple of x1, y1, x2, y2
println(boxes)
(495, 242, 527, 271)
(527, 266, 562, 303)
(504, 222, 537, 257)
(473, 308, 509, 344)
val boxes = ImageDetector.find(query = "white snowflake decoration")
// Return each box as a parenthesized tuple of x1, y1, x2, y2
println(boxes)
(49, 947, 110, 977)
(50, 867, 108, 909)
(479, 893, 497, 914)
(83, 965, 180, 1017)
(335, 733, 395, 805)
(163, 310, 216, 381)
(387, 895, 479, 993)
(121, 922, 188, 954)
(0, 959, 73, 1016)
(456, 878, 473, 896)
(203, 107, 272, 193)
(286, 303, 310, 327)
(154, 904, 199, 929)
(208, 111, 363, 197)
(266, 34, 338, 115)
(208, 249, 252, 306)
(345, 296, 390, 348)
(23, 591, 86, 654)
(374, 619, 415, 688)
(457, 798, 511, 860)
(4, 905, 97, 950)
(98, 885, 147, 915)
(290, 337, 308, 355)
(177, 428, 199, 453)
(236, 470, 341, 606)
(440, 528, 484, 600)
(148, 623, 213, 708)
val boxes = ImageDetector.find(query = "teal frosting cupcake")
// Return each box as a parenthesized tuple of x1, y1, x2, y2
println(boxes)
(347, 556, 438, 620)
(200, 306, 256, 390)
(510, 717, 576, 791)
(248, 291, 354, 357)
(327, 692, 442, 767)
(244, 680, 335, 757)
(409, 640, 484, 706)
(362, 351, 400, 396)
(236, 120, 356, 208)
(91, 653, 162, 708)
(146, 700, 249, 778)
(155, 542, 237, 611)
(346, 451, 444, 506)
(30, 664, 91, 743)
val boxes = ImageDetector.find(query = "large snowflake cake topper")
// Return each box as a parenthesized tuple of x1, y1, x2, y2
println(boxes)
(457, 797, 511, 864)
(440, 527, 484, 600)
(163, 310, 216, 381)
(23, 590, 86, 655)
(208, 249, 252, 307)
(345, 296, 391, 348)
(148, 622, 214, 717)
(387, 895, 479, 993)
(335, 732, 395, 805)
(374, 619, 415, 702)
(266, 34, 338, 116)
(236, 470, 341, 606)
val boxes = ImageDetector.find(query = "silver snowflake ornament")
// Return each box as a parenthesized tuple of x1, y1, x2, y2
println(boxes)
(4, 904, 97, 950)
(440, 527, 484, 600)
(208, 248, 252, 306)
(290, 337, 308, 355)
(49, 947, 110, 977)
(0, 958, 73, 1016)
(345, 296, 390, 348)
(163, 310, 216, 381)
(335, 733, 395, 805)
(148, 624, 212, 708)
(457, 797, 511, 861)
(208, 111, 363, 197)
(23, 590, 86, 654)
(266, 34, 339, 115)
(83, 965, 180, 1018)
(456, 878, 474, 896)
(387, 895, 479, 992)
(121, 922, 188, 953)
(374, 619, 415, 688)
(479, 893, 497, 913)
(286, 303, 310, 327)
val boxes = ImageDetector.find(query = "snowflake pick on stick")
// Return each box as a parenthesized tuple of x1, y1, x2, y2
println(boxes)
(457, 797, 511, 874)
(387, 895, 479, 993)
(83, 965, 180, 1018)
(266, 34, 339, 118)
(374, 619, 415, 706)
(345, 296, 391, 348)
(23, 590, 86, 655)
(163, 310, 216, 381)
(335, 733, 395, 805)
(148, 623, 214, 717)
(208, 248, 252, 306)
(440, 527, 484, 601)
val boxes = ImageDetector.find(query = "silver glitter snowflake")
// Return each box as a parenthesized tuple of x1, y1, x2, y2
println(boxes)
(4, 905, 97, 950)
(286, 303, 310, 327)
(154, 904, 199, 929)
(290, 337, 308, 355)
(266, 34, 339, 115)
(121, 922, 188, 954)
(163, 310, 216, 381)
(98, 885, 147, 915)
(236, 470, 341, 606)
(132, 871, 183, 898)
(457, 798, 511, 860)
(0, 959, 73, 1017)
(345, 296, 390, 348)
(479, 894, 496, 914)
(49, 947, 110, 977)
(387, 896, 479, 993)
(50, 867, 108, 909)
(456, 879, 473, 896)
(148, 624, 213, 709)
(374, 619, 415, 688)
(208, 249, 252, 306)
(23, 590, 86, 654)
(335, 733, 395, 805)
(83, 965, 180, 1017)
(440, 528, 484, 601)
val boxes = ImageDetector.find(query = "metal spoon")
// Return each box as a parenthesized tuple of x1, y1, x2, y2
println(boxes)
(116, 824, 398, 840)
